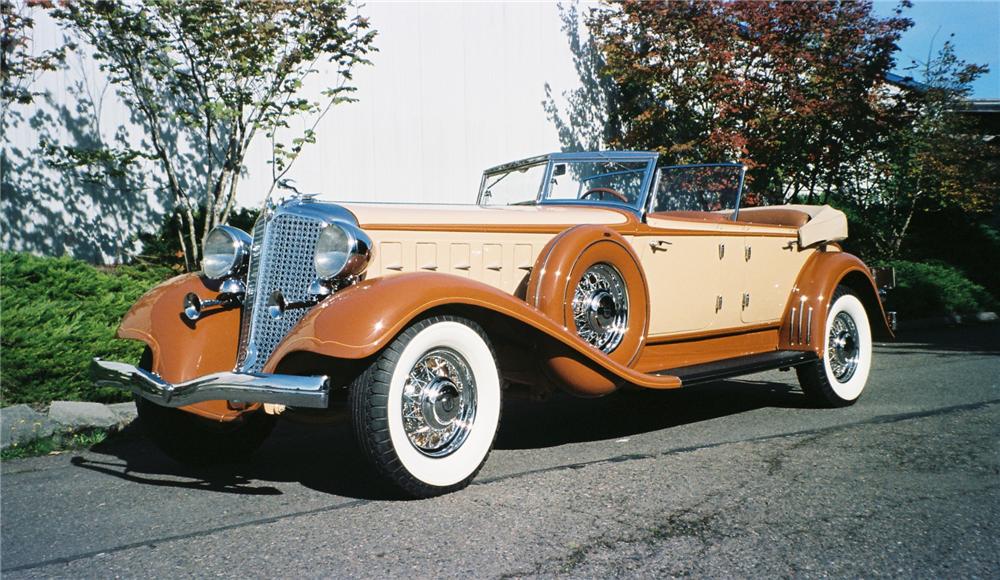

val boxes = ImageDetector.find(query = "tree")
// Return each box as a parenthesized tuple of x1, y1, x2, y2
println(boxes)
(53, 0, 376, 270)
(1, 0, 71, 125)
(586, 0, 913, 205)
(837, 39, 997, 260)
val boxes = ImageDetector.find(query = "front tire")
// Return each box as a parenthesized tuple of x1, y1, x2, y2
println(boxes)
(350, 316, 501, 498)
(796, 286, 873, 407)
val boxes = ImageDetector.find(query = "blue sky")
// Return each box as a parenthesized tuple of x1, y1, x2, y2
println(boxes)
(874, 1, 1000, 99)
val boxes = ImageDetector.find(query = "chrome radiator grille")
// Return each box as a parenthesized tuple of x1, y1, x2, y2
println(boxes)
(236, 213, 325, 373)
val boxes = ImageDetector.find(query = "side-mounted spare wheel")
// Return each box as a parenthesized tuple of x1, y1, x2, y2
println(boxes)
(134, 348, 277, 465)
(349, 315, 502, 498)
(528, 225, 650, 396)
(796, 285, 874, 407)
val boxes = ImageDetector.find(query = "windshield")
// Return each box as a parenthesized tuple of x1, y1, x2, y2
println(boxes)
(547, 160, 649, 208)
(479, 154, 656, 210)
(649, 164, 744, 214)
(479, 162, 547, 206)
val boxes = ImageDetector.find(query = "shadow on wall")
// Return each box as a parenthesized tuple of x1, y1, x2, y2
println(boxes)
(1, 64, 208, 264)
(542, 2, 623, 154)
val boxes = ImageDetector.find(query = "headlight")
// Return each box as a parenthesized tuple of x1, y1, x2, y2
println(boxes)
(314, 222, 372, 281)
(202, 225, 252, 280)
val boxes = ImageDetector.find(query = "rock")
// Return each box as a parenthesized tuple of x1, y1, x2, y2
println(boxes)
(1, 405, 58, 450)
(48, 401, 118, 429)
(109, 401, 138, 425)
(974, 311, 998, 323)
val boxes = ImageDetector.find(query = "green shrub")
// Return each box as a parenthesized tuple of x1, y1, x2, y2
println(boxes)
(0, 252, 171, 406)
(887, 259, 996, 318)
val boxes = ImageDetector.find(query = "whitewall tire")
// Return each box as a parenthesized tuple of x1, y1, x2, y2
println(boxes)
(796, 286, 873, 407)
(350, 316, 501, 497)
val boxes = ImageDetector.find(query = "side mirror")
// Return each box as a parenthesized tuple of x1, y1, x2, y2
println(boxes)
(553, 164, 567, 177)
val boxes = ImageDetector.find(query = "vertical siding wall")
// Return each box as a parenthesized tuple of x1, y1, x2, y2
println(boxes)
(2, 2, 586, 261)
(244, 2, 583, 207)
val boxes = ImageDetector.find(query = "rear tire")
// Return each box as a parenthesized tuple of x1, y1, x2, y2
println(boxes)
(135, 349, 276, 465)
(349, 316, 501, 498)
(796, 286, 873, 407)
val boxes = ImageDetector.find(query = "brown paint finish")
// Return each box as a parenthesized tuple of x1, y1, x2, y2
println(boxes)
(117, 273, 252, 422)
(635, 329, 780, 373)
(526, 226, 651, 395)
(779, 251, 894, 355)
(263, 272, 682, 391)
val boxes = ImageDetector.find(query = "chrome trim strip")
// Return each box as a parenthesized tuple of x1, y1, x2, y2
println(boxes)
(91, 358, 329, 409)
(790, 307, 798, 343)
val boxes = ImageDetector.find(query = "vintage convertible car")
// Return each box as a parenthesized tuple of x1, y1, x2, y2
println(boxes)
(93, 151, 893, 497)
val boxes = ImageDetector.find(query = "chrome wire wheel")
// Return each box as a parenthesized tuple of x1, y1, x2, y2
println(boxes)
(572, 262, 629, 353)
(401, 348, 477, 457)
(827, 311, 860, 383)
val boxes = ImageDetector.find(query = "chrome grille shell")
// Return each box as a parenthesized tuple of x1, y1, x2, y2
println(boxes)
(236, 198, 358, 373)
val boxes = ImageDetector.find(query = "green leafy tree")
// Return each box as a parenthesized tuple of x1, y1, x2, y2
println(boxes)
(838, 39, 998, 259)
(53, 0, 376, 270)
(1, 0, 71, 111)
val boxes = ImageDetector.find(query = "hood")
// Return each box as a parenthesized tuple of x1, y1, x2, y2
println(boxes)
(339, 203, 632, 228)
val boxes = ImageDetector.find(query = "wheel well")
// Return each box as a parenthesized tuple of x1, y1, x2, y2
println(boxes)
(839, 270, 893, 340)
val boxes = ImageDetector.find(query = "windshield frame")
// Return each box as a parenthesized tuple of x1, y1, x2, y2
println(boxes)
(477, 151, 660, 212)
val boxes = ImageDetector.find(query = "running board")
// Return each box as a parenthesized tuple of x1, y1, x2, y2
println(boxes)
(655, 350, 818, 387)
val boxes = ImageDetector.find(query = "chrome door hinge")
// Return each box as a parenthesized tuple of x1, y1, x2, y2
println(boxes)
(715, 295, 723, 312)
(745, 245, 752, 261)
(741, 292, 750, 309)
(719, 243, 725, 260)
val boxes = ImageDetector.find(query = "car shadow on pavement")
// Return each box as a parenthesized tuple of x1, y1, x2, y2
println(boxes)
(74, 375, 811, 500)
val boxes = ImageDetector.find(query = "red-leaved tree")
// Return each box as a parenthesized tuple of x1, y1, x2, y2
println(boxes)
(587, 0, 913, 205)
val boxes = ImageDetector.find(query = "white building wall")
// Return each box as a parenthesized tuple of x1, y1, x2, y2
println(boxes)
(2, 2, 590, 262)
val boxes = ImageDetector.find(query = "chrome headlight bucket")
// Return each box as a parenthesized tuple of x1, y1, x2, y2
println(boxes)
(314, 222, 372, 281)
(202, 225, 252, 280)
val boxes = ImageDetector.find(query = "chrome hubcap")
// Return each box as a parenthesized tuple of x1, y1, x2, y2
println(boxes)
(401, 348, 476, 457)
(828, 311, 860, 382)
(572, 263, 628, 353)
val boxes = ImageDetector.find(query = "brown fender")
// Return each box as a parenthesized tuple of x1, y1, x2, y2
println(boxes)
(527, 225, 650, 396)
(117, 273, 254, 422)
(264, 272, 680, 393)
(779, 250, 894, 355)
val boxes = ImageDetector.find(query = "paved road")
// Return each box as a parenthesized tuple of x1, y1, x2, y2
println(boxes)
(3, 325, 998, 578)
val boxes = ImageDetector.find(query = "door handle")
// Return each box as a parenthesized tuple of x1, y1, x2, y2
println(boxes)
(649, 240, 672, 253)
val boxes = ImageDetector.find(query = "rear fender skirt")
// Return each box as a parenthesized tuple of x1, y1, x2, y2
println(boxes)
(117, 273, 254, 422)
(780, 251, 894, 355)
(264, 272, 681, 394)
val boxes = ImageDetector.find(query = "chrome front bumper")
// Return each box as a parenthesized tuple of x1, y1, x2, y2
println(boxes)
(91, 358, 330, 409)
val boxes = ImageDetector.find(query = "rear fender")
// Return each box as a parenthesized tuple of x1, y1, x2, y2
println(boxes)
(779, 251, 894, 355)
(264, 272, 681, 394)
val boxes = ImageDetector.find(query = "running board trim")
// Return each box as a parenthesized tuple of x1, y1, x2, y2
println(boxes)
(655, 350, 818, 387)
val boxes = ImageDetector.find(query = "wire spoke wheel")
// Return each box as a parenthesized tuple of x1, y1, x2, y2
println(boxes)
(401, 348, 477, 457)
(572, 263, 628, 353)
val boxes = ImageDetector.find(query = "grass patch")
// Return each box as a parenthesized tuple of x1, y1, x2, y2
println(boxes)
(0, 251, 171, 406)
(1, 428, 109, 461)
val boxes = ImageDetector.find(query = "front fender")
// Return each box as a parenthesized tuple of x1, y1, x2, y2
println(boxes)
(118, 273, 250, 421)
(263, 272, 681, 392)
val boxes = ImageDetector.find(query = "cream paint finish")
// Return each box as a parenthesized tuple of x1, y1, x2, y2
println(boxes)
(342, 203, 629, 228)
(633, 234, 720, 335)
(365, 230, 555, 294)
(741, 238, 816, 324)
(359, 212, 820, 340)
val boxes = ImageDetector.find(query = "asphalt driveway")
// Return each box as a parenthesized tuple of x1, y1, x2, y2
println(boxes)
(2, 325, 998, 578)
